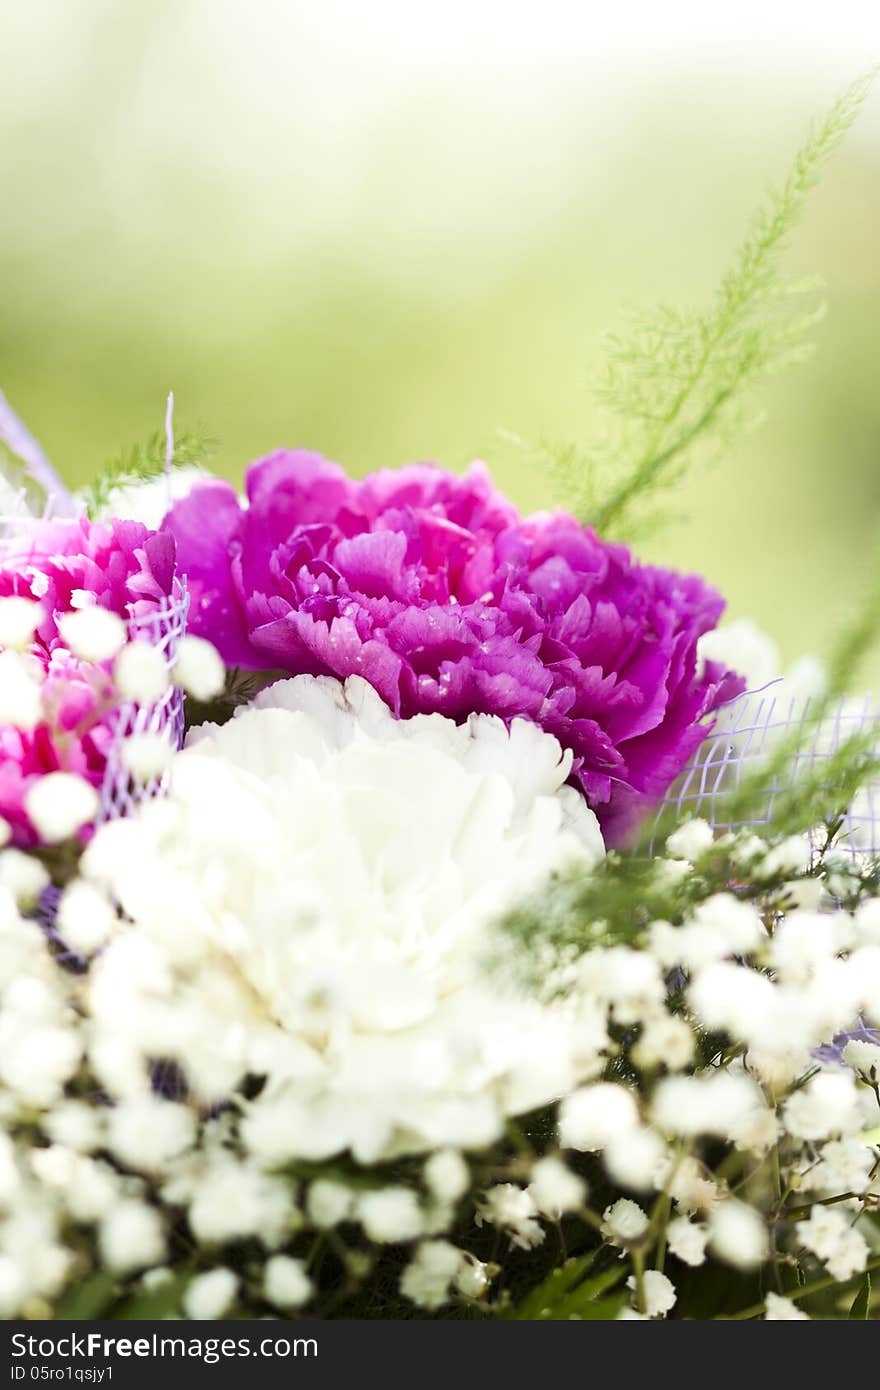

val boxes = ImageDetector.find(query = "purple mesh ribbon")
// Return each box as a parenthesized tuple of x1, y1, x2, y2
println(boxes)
(31, 883, 85, 970)
(0, 390, 78, 517)
(653, 683, 880, 861)
(25, 581, 188, 973)
(1, 511, 190, 822)
(656, 684, 880, 1068)
(813, 1020, 880, 1068)
(98, 576, 190, 823)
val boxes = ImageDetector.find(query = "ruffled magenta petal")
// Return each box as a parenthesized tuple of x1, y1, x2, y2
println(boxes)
(164, 452, 744, 843)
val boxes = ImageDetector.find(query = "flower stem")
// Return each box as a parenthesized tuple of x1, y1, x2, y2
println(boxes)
(631, 1249, 647, 1315)
(721, 1255, 880, 1320)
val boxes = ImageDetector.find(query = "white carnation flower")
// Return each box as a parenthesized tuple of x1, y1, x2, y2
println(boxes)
(84, 675, 604, 1161)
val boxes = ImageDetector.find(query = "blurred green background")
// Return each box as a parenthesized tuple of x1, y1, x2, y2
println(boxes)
(1, 2, 879, 676)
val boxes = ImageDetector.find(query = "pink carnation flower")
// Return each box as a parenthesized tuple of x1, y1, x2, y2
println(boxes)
(0, 517, 176, 847)
(164, 452, 744, 844)
(0, 517, 175, 632)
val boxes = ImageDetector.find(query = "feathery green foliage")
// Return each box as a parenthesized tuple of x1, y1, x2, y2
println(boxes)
(541, 73, 874, 537)
(81, 427, 215, 520)
(496, 567, 880, 978)
(644, 567, 880, 852)
(491, 77, 880, 979)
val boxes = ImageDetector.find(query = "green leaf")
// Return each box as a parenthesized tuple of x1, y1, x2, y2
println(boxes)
(81, 427, 215, 521)
(550, 1265, 629, 1320)
(566, 1293, 628, 1321)
(111, 1271, 193, 1321)
(506, 1253, 627, 1321)
(54, 1270, 120, 1319)
(505, 1253, 596, 1320)
(849, 1272, 871, 1319)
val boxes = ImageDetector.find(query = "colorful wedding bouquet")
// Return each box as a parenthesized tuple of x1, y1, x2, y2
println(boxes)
(0, 80, 879, 1323)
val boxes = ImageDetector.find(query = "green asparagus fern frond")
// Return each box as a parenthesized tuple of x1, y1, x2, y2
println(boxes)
(82, 428, 215, 520)
(547, 74, 873, 538)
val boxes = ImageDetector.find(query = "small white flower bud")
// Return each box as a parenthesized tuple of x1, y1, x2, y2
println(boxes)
(114, 641, 170, 704)
(174, 636, 225, 701)
(0, 596, 43, 650)
(25, 772, 99, 843)
(59, 607, 127, 662)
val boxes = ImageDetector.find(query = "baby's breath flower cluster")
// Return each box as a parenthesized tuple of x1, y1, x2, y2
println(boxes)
(2, 507, 879, 1323)
(0, 525, 877, 1323)
(490, 816, 880, 1319)
(2, 734, 880, 1320)
(1, 74, 878, 1322)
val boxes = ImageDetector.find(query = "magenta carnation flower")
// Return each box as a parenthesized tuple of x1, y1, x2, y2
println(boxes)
(0, 651, 116, 847)
(164, 452, 743, 843)
(0, 517, 177, 847)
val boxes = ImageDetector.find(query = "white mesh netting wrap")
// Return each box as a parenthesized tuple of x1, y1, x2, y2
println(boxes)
(654, 682, 880, 860)
(1, 504, 189, 956)
(0, 501, 190, 825)
(98, 577, 189, 823)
